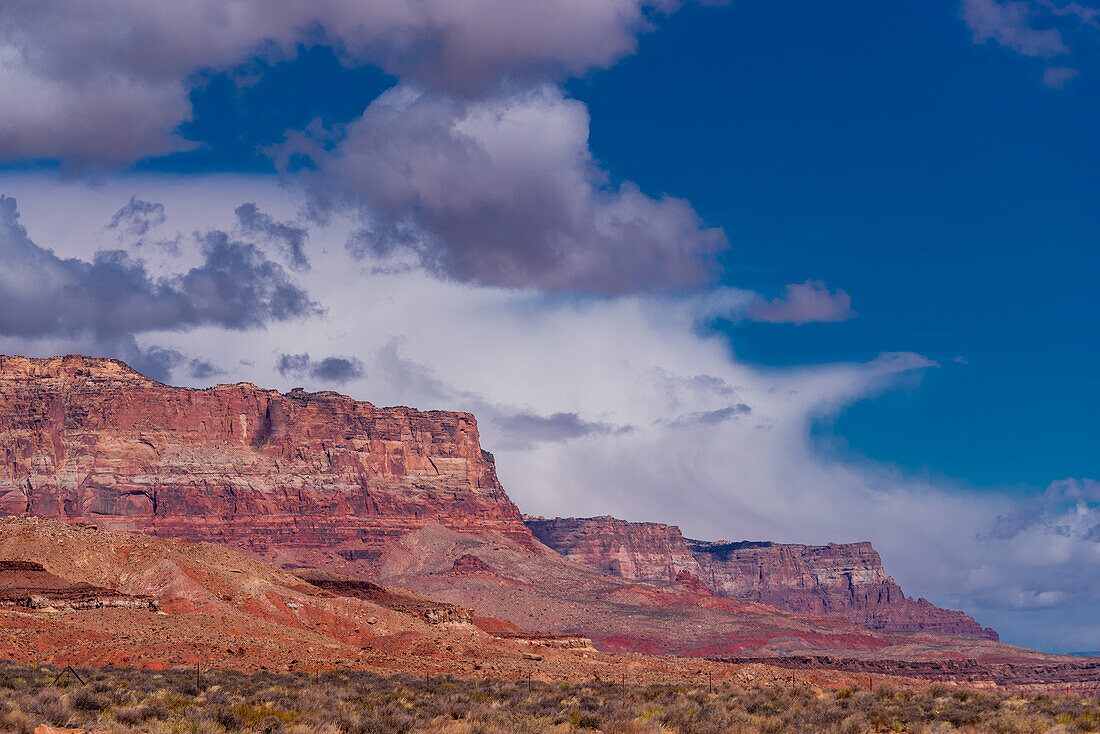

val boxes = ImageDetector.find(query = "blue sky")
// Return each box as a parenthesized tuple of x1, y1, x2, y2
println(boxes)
(568, 0, 1100, 489)
(48, 0, 1096, 490)
(1, 0, 1098, 651)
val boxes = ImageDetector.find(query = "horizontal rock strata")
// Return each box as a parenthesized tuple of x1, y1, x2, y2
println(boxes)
(0, 355, 535, 575)
(291, 568, 474, 625)
(0, 559, 155, 610)
(525, 515, 998, 640)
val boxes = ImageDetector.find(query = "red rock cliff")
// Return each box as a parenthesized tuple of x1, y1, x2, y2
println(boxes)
(0, 355, 535, 574)
(526, 515, 998, 641)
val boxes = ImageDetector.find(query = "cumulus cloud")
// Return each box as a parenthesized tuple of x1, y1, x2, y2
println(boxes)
(0, 195, 316, 378)
(107, 196, 167, 239)
(747, 280, 856, 325)
(312, 356, 365, 382)
(106, 197, 180, 252)
(320, 85, 727, 292)
(275, 353, 311, 378)
(111, 346, 225, 383)
(987, 478, 1100, 541)
(959, 0, 1100, 84)
(187, 358, 224, 380)
(275, 352, 365, 384)
(662, 403, 752, 427)
(235, 203, 310, 271)
(493, 411, 629, 450)
(2, 1, 733, 293)
(961, 0, 1070, 57)
(1042, 65, 1080, 87)
(964, 479, 1100, 629)
(2, 1, 732, 293)
(0, 49, 193, 164)
(0, 0, 703, 163)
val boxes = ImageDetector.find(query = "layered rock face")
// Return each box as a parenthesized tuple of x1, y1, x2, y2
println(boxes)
(0, 355, 534, 575)
(526, 516, 998, 641)
(0, 354, 1004, 656)
(0, 559, 155, 611)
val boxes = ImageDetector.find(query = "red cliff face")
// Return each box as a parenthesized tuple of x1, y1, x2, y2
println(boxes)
(0, 355, 535, 574)
(0, 354, 1002, 654)
(526, 515, 998, 641)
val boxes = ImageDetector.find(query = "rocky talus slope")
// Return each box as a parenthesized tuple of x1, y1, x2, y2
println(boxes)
(0, 559, 154, 611)
(0, 517, 1089, 691)
(0, 354, 533, 575)
(525, 515, 998, 640)
(0, 516, 608, 678)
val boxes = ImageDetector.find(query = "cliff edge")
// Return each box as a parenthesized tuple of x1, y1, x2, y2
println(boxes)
(526, 515, 998, 641)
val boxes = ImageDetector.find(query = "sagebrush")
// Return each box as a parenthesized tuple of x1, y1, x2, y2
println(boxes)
(0, 661, 1097, 733)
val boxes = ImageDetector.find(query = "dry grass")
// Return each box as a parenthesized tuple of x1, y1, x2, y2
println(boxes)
(0, 660, 1096, 733)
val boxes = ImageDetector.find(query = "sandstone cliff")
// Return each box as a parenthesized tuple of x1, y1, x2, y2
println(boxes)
(0, 354, 1004, 657)
(525, 515, 999, 641)
(0, 355, 534, 575)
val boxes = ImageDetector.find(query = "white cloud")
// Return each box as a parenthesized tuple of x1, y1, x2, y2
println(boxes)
(961, 0, 1069, 57)
(2, 174, 1095, 652)
(747, 279, 856, 325)
(0, 0, 701, 163)
(0, 45, 192, 164)
(2, 2, 729, 292)
(1042, 65, 1080, 87)
(959, 0, 1100, 85)
(309, 85, 727, 292)
(0, 187, 317, 379)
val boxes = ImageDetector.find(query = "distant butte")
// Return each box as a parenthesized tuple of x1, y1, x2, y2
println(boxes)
(525, 515, 998, 640)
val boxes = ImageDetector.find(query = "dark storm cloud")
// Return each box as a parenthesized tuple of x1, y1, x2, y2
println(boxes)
(275, 352, 365, 384)
(275, 352, 311, 377)
(0, 195, 318, 340)
(102, 341, 187, 383)
(493, 410, 629, 450)
(187, 358, 224, 380)
(235, 202, 310, 271)
(112, 346, 219, 383)
(312, 357, 364, 382)
(107, 196, 167, 239)
(190, 230, 318, 325)
(662, 403, 752, 428)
